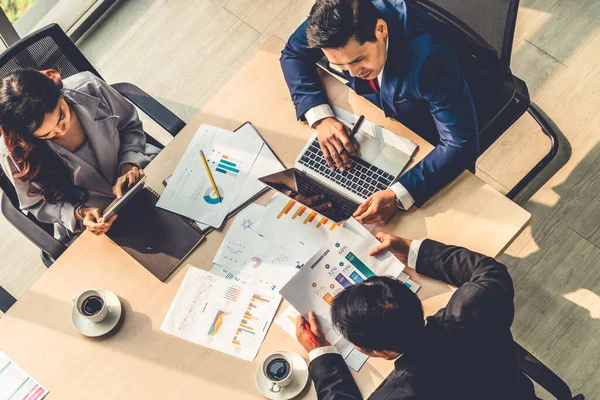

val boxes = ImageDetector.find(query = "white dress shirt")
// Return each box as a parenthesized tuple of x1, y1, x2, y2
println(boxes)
(308, 239, 424, 361)
(304, 38, 416, 210)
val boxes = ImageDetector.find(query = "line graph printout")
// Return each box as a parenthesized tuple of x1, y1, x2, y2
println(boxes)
(161, 267, 281, 361)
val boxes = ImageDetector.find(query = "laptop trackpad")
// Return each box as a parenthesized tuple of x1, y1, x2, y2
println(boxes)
(354, 132, 410, 176)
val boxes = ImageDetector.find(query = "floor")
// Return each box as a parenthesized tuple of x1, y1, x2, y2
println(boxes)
(1, 0, 599, 398)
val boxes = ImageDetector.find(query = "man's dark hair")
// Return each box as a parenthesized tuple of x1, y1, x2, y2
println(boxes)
(307, 0, 382, 49)
(331, 276, 424, 353)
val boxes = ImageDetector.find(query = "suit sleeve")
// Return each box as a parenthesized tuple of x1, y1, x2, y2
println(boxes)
(280, 20, 329, 120)
(397, 48, 479, 207)
(415, 239, 515, 328)
(91, 75, 152, 170)
(308, 353, 362, 400)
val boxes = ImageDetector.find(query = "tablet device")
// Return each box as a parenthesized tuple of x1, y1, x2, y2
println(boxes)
(103, 175, 147, 219)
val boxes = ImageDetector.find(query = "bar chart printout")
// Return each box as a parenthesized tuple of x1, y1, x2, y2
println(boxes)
(161, 268, 281, 362)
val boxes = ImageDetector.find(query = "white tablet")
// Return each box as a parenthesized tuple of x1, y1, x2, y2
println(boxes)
(103, 175, 147, 219)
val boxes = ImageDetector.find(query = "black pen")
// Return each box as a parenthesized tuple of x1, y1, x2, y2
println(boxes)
(349, 115, 365, 138)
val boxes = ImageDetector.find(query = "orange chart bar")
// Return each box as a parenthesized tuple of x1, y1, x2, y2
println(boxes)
(277, 199, 296, 219)
(329, 222, 342, 231)
(303, 211, 317, 224)
(316, 217, 329, 228)
(322, 292, 334, 306)
(292, 205, 307, 219)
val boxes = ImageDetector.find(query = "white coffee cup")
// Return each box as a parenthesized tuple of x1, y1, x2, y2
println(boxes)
(260, 352, 294, 393)
(72, 289, 109, 323)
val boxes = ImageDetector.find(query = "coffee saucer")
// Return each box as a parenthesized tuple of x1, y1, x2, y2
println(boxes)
(71, 289, 122, 337)
(256, 351, 309, 400)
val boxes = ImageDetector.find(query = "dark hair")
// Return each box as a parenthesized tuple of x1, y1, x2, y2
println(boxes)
(0, 69, 88, 204)
(307, 0, 381, 49)
(331, 276, 424, 353)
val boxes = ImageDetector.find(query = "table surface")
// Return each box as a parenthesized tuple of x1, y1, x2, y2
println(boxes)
(0, 37, 530, 399)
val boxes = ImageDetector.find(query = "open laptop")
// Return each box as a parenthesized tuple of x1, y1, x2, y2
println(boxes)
(260, 122, 414, 222)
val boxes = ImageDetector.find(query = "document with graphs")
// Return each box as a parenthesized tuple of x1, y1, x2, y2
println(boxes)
(279, 219, 404, 355)
(157, 124, 263, 228)
(161, 267, 281, 362)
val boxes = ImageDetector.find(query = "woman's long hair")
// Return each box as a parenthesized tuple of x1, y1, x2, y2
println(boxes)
(0, 69, 88, 204)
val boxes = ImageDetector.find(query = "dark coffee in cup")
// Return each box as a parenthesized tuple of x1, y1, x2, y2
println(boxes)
(266, 358, 291, 381)
(81, 295, 104, 316)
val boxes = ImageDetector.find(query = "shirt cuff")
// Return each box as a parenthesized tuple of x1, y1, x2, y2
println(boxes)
(407, 239, 423, 269)
(304, 104, 335, 128)
(389, 182, 415, 210)
(309, 346, 338, 362)
(59, 201, 79, 233)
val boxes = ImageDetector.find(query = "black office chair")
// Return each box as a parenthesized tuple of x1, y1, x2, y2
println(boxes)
(0, 284, 16, 313)
(406, 0, 559, 199)
(515, 342, 584, 400)
(0, 24, 186, 267)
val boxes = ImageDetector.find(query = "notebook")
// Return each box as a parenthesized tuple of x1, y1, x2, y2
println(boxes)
(106, 187, 205, 281)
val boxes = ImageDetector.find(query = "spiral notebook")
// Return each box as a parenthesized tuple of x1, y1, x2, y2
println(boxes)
(106, 187, 205, 281)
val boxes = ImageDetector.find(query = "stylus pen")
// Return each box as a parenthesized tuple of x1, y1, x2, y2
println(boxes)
(303, 321, 319, 347)
(349, 115, 365, 138)
(199, 150, 222, 203)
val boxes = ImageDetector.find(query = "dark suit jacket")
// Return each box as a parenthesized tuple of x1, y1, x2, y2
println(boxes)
(280, 0, 479, 207)
(308, 239, 537, 400)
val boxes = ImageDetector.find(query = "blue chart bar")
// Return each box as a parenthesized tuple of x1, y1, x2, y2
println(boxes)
(349, 271, 364, 283)
(220, 159, 237, 167)
(335, 273, 352, 288)
(217, 163, 240, 173)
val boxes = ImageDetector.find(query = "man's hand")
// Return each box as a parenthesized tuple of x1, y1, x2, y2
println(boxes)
(81, 208, 117, 236)
(353, 188, 398, 225)
(314, 117, 358, 172)
(368, 232, 412, 264)
(113, 164, 144, 198)
(296, 311, 331, 353)
(291, 193, 333, 214)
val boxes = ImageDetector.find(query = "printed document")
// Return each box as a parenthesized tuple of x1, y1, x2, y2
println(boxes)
(161, 267, 281, 362)
(213, 204, 300, 290)
(157, 124, 263, 228)
(0, 351, 47, 400)
(279, 219, 404, 355)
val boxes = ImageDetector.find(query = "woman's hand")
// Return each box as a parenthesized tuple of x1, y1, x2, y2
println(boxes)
(80, 207, 117, 236)
(114, 164, 144, 198)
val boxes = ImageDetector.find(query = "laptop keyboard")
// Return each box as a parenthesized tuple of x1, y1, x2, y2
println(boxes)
(295, 172, 358, 221)
(298, 138, 396, 200)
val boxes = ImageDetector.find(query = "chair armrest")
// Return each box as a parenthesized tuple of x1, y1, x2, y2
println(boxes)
(111, 82, 186, 137)
(0, 285, 16, 313)
(514, 341, 573, 399)
(1, 194, 66, 261)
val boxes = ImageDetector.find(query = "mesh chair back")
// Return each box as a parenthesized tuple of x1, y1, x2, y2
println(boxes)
(0, 23, 101, 79)
(408, 0, 520, 76)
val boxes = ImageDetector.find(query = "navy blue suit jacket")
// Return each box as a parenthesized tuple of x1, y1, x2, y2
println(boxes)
(280, 0, 479, 207)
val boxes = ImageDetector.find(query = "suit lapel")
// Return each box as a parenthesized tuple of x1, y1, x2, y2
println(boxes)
(379, 23, 405, 117)
(63, 89, 120, 186)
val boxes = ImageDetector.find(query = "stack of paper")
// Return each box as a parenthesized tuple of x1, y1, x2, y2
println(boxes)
(161, 267, 281, 362)
(278, 218, 406, 371)
(158, 123, 284, 229)
(0, 351, 47, 400)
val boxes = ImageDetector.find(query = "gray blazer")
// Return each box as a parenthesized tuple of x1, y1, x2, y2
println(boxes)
(0, 71, 158, 245)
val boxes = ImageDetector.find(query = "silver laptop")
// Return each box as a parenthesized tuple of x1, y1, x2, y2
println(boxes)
(260, 127, 412, 222)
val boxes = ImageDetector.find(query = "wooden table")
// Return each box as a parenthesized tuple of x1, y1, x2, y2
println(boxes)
(0, 37, 530, 399)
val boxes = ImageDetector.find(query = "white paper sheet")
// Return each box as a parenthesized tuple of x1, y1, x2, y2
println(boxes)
(0, 351, 48, 400)
(161, 267, 281, 362)
(332, 106, 419, 157)
(213, 204, 301, 290)
(253, 193, 345, 266)
(279, 224, 405, 358)
(157, 124, 263, 228)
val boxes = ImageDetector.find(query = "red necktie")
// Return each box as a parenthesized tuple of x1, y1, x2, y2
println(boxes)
(368, 78, 380, 94)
